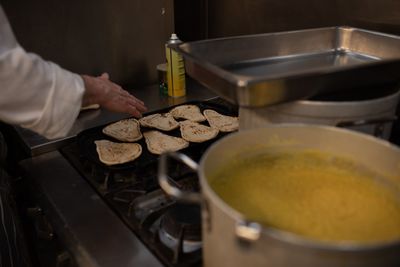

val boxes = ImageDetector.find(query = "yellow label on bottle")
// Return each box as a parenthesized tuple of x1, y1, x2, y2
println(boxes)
(166, 45, 186, 97)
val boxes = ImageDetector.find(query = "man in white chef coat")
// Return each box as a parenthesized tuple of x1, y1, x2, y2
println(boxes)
(0, 5, 147, 266)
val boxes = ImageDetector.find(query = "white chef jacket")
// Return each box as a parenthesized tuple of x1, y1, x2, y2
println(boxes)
(0, 5, 85, 139)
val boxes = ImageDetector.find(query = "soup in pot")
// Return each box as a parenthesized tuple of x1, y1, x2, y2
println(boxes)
(209, 150, 400, 243)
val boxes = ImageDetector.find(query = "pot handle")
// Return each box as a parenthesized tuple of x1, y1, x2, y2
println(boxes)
(336, 115, 397, 126)
(336, 116, 397, 138)
(158, 152, 203, 204)
(336, 115, 397, 127)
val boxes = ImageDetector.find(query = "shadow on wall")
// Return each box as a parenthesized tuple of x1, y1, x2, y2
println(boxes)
(1, 0, 173, 86)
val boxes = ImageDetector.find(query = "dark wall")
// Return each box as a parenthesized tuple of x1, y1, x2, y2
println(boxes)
(174, 0, 400, 40)
(4, 0, 400, 85)
(174, 0, 208, 41)
(207, 0, 341, 37)
(340, 0, 400, 35)
(1, 0, 174, 86)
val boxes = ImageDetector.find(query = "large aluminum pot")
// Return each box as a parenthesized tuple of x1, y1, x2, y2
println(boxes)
(158, 125, 400, 267)
(239, 88, 400, 139)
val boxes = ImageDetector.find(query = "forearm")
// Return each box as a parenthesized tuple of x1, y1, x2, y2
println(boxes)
(0, 5, 85, 139)
(0, 46, 84, 139)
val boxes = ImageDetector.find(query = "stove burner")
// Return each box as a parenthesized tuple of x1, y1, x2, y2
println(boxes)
(159, 204, 202, 253)
(60, 98, 238, 267)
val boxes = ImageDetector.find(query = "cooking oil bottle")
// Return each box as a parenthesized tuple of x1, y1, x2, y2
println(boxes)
(165, 33, 186, 97)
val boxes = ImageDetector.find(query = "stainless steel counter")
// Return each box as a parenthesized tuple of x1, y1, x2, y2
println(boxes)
(14, 82, 217, 156)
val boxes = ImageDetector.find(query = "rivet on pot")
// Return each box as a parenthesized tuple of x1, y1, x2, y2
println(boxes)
(235, 221, 262, 242)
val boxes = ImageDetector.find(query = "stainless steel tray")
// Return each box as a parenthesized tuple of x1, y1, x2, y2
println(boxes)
(177, 27, 400, 107)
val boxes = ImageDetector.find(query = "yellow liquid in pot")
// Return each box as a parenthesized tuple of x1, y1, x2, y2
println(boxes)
(210, 151, 400, 243)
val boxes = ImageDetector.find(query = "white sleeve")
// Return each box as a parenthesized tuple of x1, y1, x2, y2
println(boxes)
(0, 6, 85, 139)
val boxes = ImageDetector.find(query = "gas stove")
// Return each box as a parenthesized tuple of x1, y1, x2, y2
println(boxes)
(55, 98, 238, 267)
(19, 93, 398, 267)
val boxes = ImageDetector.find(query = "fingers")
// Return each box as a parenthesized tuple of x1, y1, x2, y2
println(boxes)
(117, 87, 147, 112)
(119, 89, 145, 106)
(89, 73, 148, 117)
(99, 74, 145, 107)
(124, 95, 147, 113)
(132, 95, 145, 107)
(127, 104, 142, 118)
(99, 73, 110, 80)
(132, 98, 147, 112)
(117, 96, 142, 118)
(110, 89, 146, 118)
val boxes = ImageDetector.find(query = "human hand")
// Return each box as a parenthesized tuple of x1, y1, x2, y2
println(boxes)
(81, 73, 147, 118)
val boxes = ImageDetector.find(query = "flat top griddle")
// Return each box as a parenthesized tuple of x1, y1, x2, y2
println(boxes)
(77, 100, 238, 171)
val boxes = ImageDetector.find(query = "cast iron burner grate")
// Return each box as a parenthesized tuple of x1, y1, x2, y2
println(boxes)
(60, 98, 238, 267)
